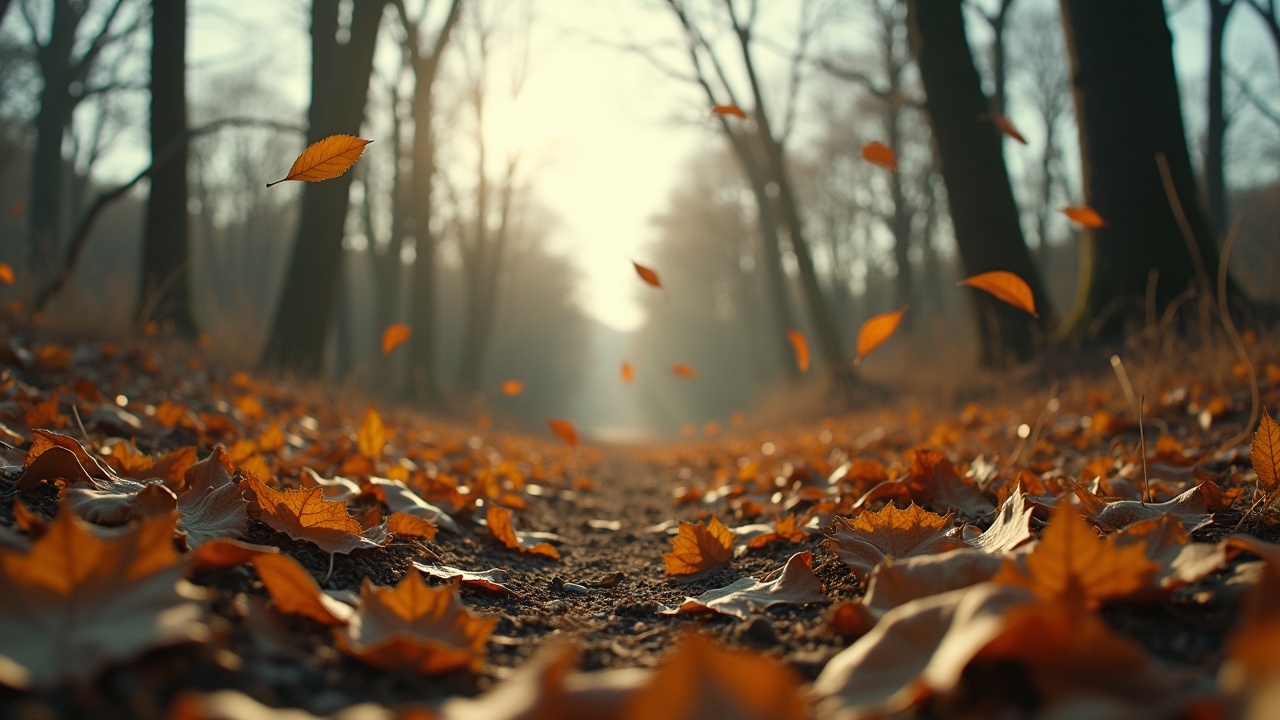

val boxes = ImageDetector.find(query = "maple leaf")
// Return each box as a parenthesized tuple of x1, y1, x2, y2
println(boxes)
(0, 506, 207, 688)
(743, 514, 810, 549)
(357, 404, 386, 461)
(621, 361, 636, 383)
(240, 472, 387, 555)
(266, 134, 371, 187)
(825, 503, 968, 578)
(855, 306, 907, 364)
(337, 571, 496, 674)
(957, 271, 1038, 317)
(486, 504, 560, 560)
(412, 561, 514, 596)
(1061, 206, 1106, 228)
(861, 140, 898, 172)
(252, 553, 352, 626)
(659, 551, 830, 620)
(663, 517, 732, 576)
(632, 261, 663, 288)
(993, 501, 1159, 609)
(381, 323, 412, 355)
(786, 329, 810, 373)
(862, 549, 1004, 614)
(1253, 408, 1279, 492)
(176, 447, 248, 548)
(548, 419, 579, 447)
(711, 103, 749, 119)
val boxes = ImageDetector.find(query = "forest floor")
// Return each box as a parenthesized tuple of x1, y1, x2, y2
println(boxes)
(2, 317, 1280, 719)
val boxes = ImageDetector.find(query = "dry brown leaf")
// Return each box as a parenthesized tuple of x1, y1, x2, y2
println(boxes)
(64, 478, 178, 526)
(1061, 206, 1106, 228)
(855, 306, 908, 363)
(659, 551, 829, 620)
(240, 472, 386, 555)
(956, 271, 1038, 317)
(825, 503, 967, 579)
(1253, 408, 1279, 491)
(993, 501, 1159, 609)
(967, 484, 1034, 554)
(177, 447, 248, 548)
(388, 512, 438, 541)
(786, 330, 810, 373)
(299, 467, 362, 502)
(187, 538, 279, 573)
(412, 561, 514, 596)
(548, 419, 579, 447)
(357, 404, 386, 461)
(487, 504, 560, 560)
(744, 514, 809, 550)
(861, 140, 897, 172)
(863, 549, 1004, 614)
(252, 553, 352, 626)
(367, 477, 457, 533)
(0, 505, 207, 688)
(266, 134, 371, 187)
(1112, 515, 1229, 593)
(18, 429, 118, 490)
(1073, 480, 1219, 532)
(169, 690, 395, 720)
(381, 323, 412, 355)
(663, 517, 733, 576)
(632, 261, 662, 288)
(337, 571, 495, 675)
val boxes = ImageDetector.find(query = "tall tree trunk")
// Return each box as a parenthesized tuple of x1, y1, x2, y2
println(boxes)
(1060, 0, 1229, 340)
(262, 0, 385, 373)
(739, 146, 801, 381)
(907, 0, 1052, 366)
(1206, 0, 1236, 236)
(138, 0, 196, 335)
(27, 2, 79, 280)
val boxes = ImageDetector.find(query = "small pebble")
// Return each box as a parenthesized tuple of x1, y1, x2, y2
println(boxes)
(562, 582, 588, 595)
(547, 599, 569, 613)
(739, 616, 780, 645)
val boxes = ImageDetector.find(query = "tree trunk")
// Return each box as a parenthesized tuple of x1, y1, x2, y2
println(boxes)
(262, 0, 385, 373)
(1059, 0, 1228, 341)
(1205, 0, 1236, 237)
(907, 0, 1052, 366)
(27, 1, 80, 281)
(138, 0, 196, 335)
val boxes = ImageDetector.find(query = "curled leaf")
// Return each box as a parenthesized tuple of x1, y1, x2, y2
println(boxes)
(266, 134, 371, 187)
(659, 551, 829, 619)
(957, 271, 1038, 317)
(252, 553, 352, 626)
(487, 504, 560, 560)
(855, 306, 908, 363)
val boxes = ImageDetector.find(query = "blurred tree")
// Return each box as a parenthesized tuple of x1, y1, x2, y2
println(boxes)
(969, 0, 1017, 116)
(1205, 0, 1238, 236)
(1059, 0, 1230, 340)
(907, 0, 1052, 366)
(263, 0, 386, 373)
(137, 0, 195, 335)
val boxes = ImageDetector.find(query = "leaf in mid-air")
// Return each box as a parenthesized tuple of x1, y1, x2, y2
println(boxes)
(621, 361, 635, 383)
(357, 404, 386, 461)
(266, 134, 371, 187)
(633, 261, 662, 288)
(855, 306, 908, 364)
(957, 271, 1038, 317)
(1062, 206, 1105, 228)
(0, 263, 13, 285)
(381, 324, 411, 355)
(548, 419, 579, 447)
(500, 380, 524, 396)
(671, 364, 697, 379)
(787, 330, 810, 373)
(860, 141, 897, 172)
(711, 104, 748, 119)
(993, 114, 1027, 144)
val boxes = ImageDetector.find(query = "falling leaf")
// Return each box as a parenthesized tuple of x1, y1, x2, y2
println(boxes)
(663, 517, 733, 576)
(671, 363, 697, 379)
(786, 330, 810, 373)
(252, 553, 352, 626)
(357, 404, 386, 461)
(266, 134, 371, 188)
(860, 141, 897, 172)
(632, 261, 662, 288)
(381, 323, 412, 355)
(621, 361, 636, 383)
(337, 571, 496, 675)
(993, 114, 1027, 144)
(548, 419, 578, 447)
(659, 551, 830, 620)
(993, 501, 1159, 609)
(487, 504, 560, 560)
(1062, 206, 1106, 228)
(388, 512, 439, 541)
(0, 264, 13, 285)
(825, 503, 968, 579)
(957, 271, 1038, 317)
(0, 505, 208, 688)
(240, 472, 387, 555)
(500, 380, 524, 396)
(855, 306, 908, 364)
(711, 104, 748, 119)
(1253, 408, 1279, 491)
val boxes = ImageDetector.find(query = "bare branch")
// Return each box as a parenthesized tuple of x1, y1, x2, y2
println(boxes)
(1227, 65, 1280, 129)
(71, 0, 132, 83)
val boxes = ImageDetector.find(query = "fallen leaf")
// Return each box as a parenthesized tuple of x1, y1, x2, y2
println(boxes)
(659, 551, 830, 620)
(1072, 480, 1219, 532)
(381, 323, 412, 355)
(252, 553, 352, 626)
(177, 447, 248, 548)
(357, 404, 386, 461)
(487, 504, 560, 560)
(742, 514, 810, 549)
(786, 330, 810, 373)
(1061, 206, 1106, 228)
(993, 114, 1027, 144)
(64, 478, 178, 526)
(863, 549, 1004, 613)
(861, 141, 898, 172)
(957, 271, 1038, 317)
(299, 467, 362, 502)
(548, 419, 579, 447)
(967, 484, 1034, 554)
(1111, 515, 1229, 593)
(632, 261, 662, 288)
(621, 361, 636, 383)
(825, 502, 968, 579)
(266, 134, 371, 187)
(412, 562, 514, 595)
(367, 477, 457, 533)
(500, 380, 524, 396)
(0, 264, 12, 285)
(388, 512, 438, 541)
(827, 601, 878, 637)
(19, 429, 118, 490)
(663, 517, 733, 576)
(993, 501, 1159, 609)
(0, 505, 207, 688)
(187, 538, 279, 573)
(1253, 408, 1279, 492)
(855, 306, 908, 363)
(711, 103, 748, 119)
(337, 571, 496, 674)
(671, 363, 697, 379)
(240, 472, 386, 555)
(168, 690, 392, 720)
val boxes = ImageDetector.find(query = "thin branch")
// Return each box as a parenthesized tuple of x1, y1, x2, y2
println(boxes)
(70, 0, 131, 83)
(1227, 66, 1280, 129)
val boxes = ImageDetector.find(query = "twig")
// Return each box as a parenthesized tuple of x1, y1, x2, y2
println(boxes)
(1138, 394, 1149, 505)
(1216, 212, 1261, 453)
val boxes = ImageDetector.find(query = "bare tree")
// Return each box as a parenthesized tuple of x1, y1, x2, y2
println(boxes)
(1205, 0, 1239, 236)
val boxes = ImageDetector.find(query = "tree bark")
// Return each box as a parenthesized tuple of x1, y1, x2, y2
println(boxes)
(262, 0, 386, 373)
(1059, 0, 1228, 341)
(138, 0, 196, 335)
(907, 0, 1052, 366)
(1206, 0, 1236, 237)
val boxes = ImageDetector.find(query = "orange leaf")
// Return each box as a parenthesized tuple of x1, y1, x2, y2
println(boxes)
(621, 361, 635, 383)
(252, 553, 352, 625)
(1254, 408, 1280, 491)
(358, 404, 386, 460)
(486, 504, 560, 560)
(825, 503, 967, 578)
(786, 329, 810, 373)
(632, 261, 662, 288)
(711, 103, 748, 119)
(0, 263, 13, 285)
(500, 380, 524, 396)
(957, 271, 1038, 317)
(548, 419, 578, 447)
(240, 472, 386, 555)
(855, 306, 908, 363)
(381, 323, 412, 355)
(660, 551, 829, 620)
(1061, 206, 1106, 228)
(993, 114, 1027, 144)
(188, 538, 278, 572)
(663, 517, 732, 576)
(671, 363, 697, 379)
(266, 134, 371, 187)
(388, 512, 439, 541)
(860, 141, 897, 172)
